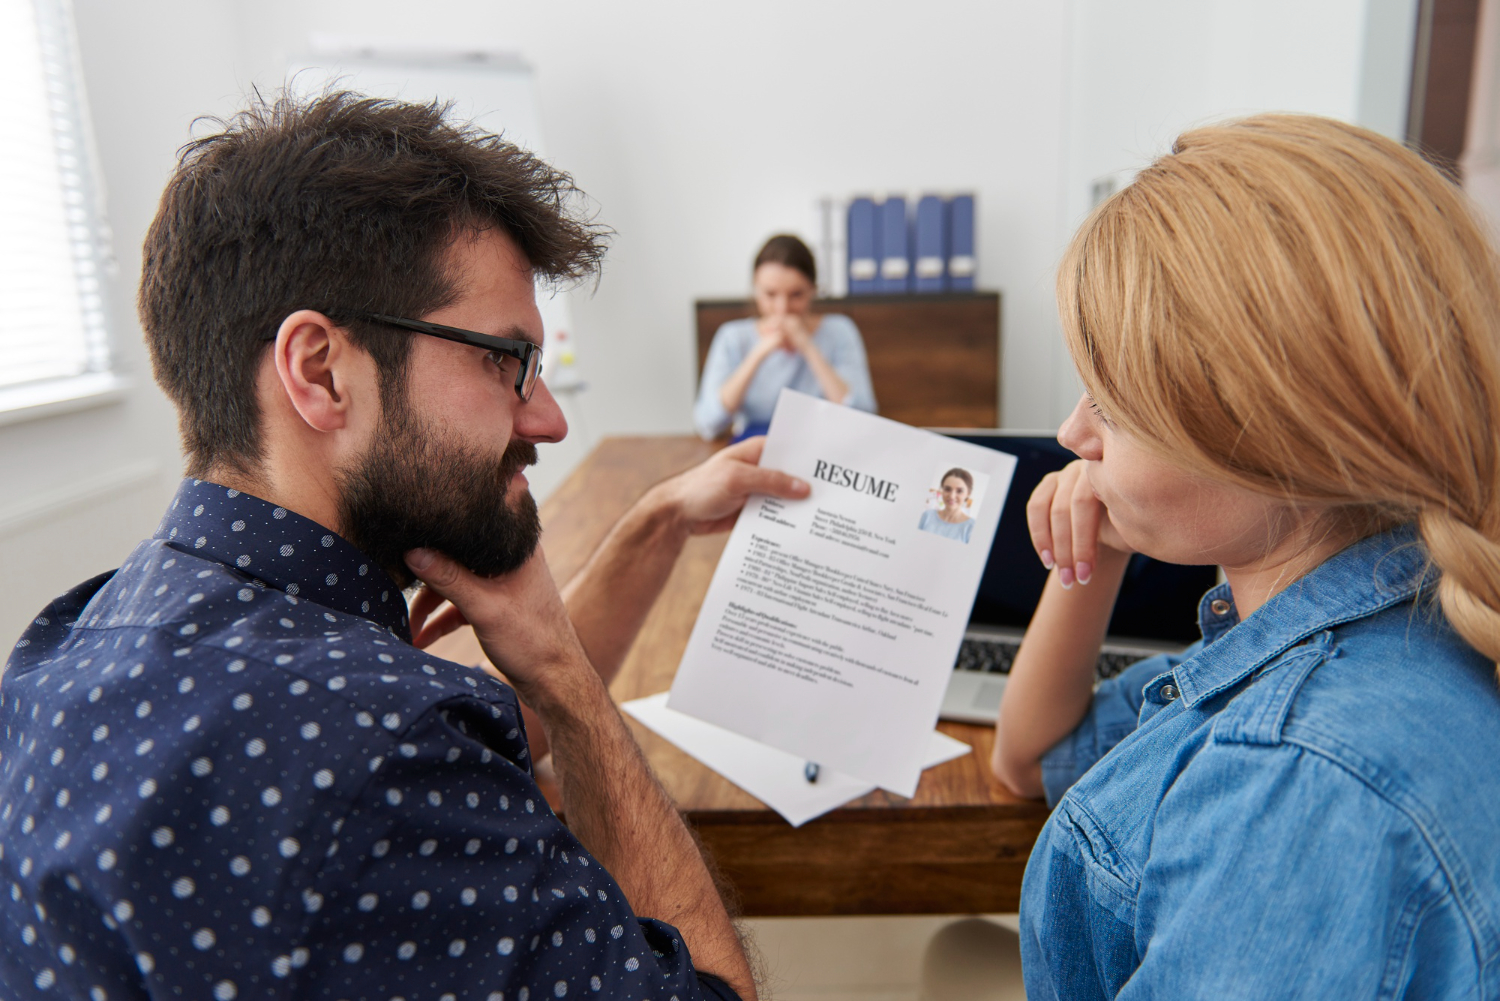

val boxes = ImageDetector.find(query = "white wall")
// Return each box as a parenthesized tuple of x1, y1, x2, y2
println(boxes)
(1056, 0, 1417, 412)
(229, 0, 1076, 437)
(1463, 0, 1500, 234)
(0, 0, 244, 646)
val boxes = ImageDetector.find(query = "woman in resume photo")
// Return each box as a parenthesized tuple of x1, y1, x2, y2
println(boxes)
(917, 468, 975, 543)
(693, 234, 877, 441)
(990, 115, 1500, 998)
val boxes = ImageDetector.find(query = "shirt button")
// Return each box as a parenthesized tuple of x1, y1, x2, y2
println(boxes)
(1210, 598, 1232, 616)
(1160, 684, 1179, 701)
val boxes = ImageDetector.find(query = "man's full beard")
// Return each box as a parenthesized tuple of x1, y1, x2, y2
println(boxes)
(336, 397, 542, 590)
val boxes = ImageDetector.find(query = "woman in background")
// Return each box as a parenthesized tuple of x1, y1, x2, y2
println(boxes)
(991, 115, 1500, 997)
(694, 234, 876, 440)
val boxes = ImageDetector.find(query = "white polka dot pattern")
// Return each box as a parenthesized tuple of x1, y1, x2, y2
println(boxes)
(0, 479, 735, 1001)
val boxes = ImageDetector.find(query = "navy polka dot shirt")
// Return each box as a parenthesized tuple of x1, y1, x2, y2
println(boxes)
(1, 479, 738, 1001)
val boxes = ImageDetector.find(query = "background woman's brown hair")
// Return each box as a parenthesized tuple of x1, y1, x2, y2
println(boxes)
(754, 234, 817, 286)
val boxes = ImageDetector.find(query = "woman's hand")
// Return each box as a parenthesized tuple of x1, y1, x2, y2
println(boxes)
(1026, 459, 1132, 587)
(719, 322, 788, 416)
(756, 316, 793, 353)
(776, 314, 815, 353)
(996, 463, 1134, 797)
(758, 314, 818, 354)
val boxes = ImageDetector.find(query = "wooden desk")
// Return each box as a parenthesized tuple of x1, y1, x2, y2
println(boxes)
(436, 436, 1049, 916)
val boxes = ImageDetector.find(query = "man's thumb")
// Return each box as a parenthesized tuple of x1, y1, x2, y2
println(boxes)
(406, 548, 464, 595)
(760, 470, 810, 499)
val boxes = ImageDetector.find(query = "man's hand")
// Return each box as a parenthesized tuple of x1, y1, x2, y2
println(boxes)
(1026, 459, 1133, 587)
(405, 546, 590, 707)
(651, 436, 810, 536)
(407, 538, 759, 1000)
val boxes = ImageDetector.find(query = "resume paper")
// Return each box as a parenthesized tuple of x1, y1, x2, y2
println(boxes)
(669, 389, 1016, 795)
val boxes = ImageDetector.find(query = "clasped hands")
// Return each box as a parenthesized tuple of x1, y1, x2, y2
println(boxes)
(756, 313, 815, 355)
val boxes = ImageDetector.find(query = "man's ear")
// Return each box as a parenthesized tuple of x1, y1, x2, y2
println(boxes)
(270, 310, 363, 433)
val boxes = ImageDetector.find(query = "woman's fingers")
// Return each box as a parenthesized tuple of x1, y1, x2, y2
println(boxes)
(1069, 471, 1103, 585)
(1048, 468, 1077, 587)
(1026, 471, 1061, 567)
(1027, 460, 1114, 588)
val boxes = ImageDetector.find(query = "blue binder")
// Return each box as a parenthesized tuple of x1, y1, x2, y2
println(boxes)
(947, 194, 976, 292)
(914, 195, 948, 293)
(846, 198, 879, 295)
(878, 196, 911, 294)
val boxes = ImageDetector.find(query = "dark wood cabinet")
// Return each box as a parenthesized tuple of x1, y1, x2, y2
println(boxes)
(694, 291, 1001, 429)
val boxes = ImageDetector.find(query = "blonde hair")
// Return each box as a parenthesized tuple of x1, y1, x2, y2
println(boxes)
(1059, 114, 1500, 671)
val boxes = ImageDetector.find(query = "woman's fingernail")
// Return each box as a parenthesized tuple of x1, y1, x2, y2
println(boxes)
(406, 548, 435, 573)
(790, 478, 809, 494)
(1041, 549, 1055, 569)
(1076, 562, 1092, 585)
(1058, 566, 1075, 589)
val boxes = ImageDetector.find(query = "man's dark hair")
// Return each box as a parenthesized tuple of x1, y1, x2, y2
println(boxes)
(753, 233, 817, 286)
(140, 89, 607, 477)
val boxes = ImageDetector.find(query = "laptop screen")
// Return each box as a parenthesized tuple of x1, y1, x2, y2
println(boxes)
(945, 432, 1218, 646)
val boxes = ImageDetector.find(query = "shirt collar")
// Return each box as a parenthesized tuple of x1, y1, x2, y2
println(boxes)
(1175, 524, 1434, 707)
(154, 479, 410, 640)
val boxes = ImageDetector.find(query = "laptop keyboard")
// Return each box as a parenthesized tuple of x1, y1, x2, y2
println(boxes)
(954, 637, 1147, 680)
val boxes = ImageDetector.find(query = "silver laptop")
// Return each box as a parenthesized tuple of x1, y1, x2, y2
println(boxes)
(934, 430, 1218, 724)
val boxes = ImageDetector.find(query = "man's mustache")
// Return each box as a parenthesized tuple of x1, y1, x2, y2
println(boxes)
(499, 441, 538, 482)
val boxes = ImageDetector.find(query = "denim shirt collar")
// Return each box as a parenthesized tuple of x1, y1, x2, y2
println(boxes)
(154, 478, 411, 640)
(1175, 524, 1434, 707)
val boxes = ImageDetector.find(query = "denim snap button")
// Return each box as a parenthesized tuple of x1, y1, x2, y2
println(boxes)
(1160, 684, 1179, 701)
(1210, 599, 1232, 616)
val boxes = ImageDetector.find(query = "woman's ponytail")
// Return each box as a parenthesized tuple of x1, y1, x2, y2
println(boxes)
(1419, 510, 1500, 674)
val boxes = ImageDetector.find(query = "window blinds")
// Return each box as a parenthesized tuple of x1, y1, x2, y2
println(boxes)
(0, 0, 111, 392)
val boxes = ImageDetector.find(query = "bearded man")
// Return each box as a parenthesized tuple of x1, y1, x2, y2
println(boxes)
(0, 92, 808, 1001)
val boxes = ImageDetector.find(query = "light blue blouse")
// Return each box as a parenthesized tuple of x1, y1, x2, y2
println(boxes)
(693, 314, 877, 439)
(917, 508, 974, 543)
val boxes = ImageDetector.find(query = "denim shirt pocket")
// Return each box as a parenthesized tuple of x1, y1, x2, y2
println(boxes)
(1057, 797, 1142, 927)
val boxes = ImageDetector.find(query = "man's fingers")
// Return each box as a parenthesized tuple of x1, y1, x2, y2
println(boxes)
(407, 585, 447, 636)
(409, 583, 447, 617)
(737, 465, 810, 500)
(719, 436, 765, 463)
(713, 437, 809, 499)
(405, 548, 473, 605)
(412, 604, 468, 650)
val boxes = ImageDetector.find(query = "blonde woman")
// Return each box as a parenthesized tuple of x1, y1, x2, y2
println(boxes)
(993, 116, 1500, 996)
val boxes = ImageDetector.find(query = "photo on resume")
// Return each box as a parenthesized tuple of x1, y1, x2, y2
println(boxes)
(917, 464, 990, 544)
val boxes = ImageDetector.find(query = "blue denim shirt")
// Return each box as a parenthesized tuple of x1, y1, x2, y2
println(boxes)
(1020, 527, 1500, 999)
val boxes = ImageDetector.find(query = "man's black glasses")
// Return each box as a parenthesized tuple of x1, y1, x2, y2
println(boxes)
(263, 312, 543, 401)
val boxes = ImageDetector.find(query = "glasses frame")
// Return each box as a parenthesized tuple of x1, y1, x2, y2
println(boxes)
(262, 312, 543, 401)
